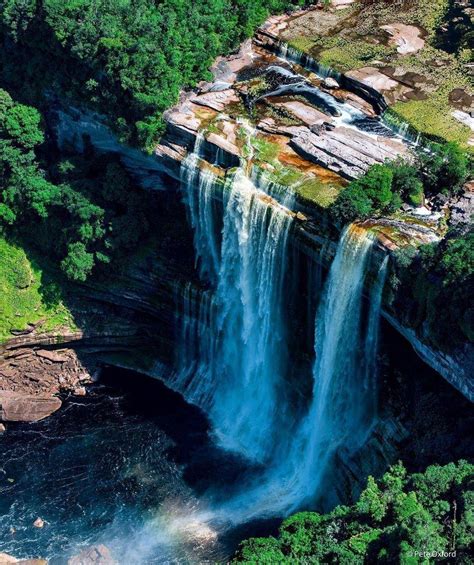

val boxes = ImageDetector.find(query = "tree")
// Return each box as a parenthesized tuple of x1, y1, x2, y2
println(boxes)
(0, 0, 312, 148)
(355, 164, 394, 210)
(390, 161, 424, 207)
(60, 242, 94, 282)
(356, 476, 387, 522)
(330, 183, 374, 224)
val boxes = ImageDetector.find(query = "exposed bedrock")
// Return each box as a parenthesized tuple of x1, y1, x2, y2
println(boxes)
(0, 209, 195, 422)
(289, 125, 406, 179)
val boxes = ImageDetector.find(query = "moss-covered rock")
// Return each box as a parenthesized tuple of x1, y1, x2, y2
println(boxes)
(0, 237, 76, 343)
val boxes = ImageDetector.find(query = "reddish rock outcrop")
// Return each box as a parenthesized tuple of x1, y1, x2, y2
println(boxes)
(0, 555, 47, 564)
(0, 391, 62, 422)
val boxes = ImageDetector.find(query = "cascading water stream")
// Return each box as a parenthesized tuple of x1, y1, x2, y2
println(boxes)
(209, 168, 293, 459)
(207, 224, 388, 523)
(174, 129, 294, 462)
(175, 92, 391, 533)
(180, 133, 220, 282)
(363, 254, 389, 422)
(275, 41, 339, 80)
(270, 46, 422, 143)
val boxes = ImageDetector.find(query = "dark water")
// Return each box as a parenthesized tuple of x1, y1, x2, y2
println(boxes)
(0, 369, 274, 564)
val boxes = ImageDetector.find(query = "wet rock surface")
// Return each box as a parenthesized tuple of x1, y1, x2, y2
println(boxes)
(68, 545, 116, 565)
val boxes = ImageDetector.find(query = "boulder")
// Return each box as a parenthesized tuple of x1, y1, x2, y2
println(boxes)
(273, 100, 330, 125)
(0, 554, 18, 563)
(74, 386, 87, 397)
(0, 555, 47, 565)
(322, 77, 340, 89)
(33, 518, 44, 528)
(449, 189, 474, 230)
(189, 89, 239, 113)
(36, 350, 69, 363)
(346, 67, 400, 93)
(331, 0, 355, 8)
(0, 391, 62, 422)
(206, 132, 240, 157)
(68, 545, 115, 565)
(381, 24, 424, 55)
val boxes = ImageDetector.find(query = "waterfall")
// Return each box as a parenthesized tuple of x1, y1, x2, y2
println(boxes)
(296, 226, 388, 501)
(308, 225, 375, 453)
(175, 128, 389, 527)
(175, 139, 294, 463)
(363, 254, 389, 422)
(180, 134, 221, 282)
(206, 224, 388, 523)
(209, 168, 293, 460)
(275, 40, 340, 80)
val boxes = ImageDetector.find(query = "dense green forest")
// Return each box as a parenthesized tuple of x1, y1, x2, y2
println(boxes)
(0, 88, 155, 282)
(234, 461, 474, 564)
(0, 0, 310, 149)
(0, 0, 471, 333)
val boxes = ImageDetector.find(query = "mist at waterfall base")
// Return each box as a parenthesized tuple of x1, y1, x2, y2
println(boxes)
(0, 370, 281, 563)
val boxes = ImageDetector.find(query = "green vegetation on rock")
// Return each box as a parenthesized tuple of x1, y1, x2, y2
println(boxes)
(387, 42, 473, 148)
(284, 0, 472, 148)
(316, 37, 395, 73)
(234, 460, 474, 564)
(330, 142, 471, 225)
(251, 137, 280, 164)
(392, 230, 474, 349)
(296, 177, 343, 208)
(0, 237, 75, 342)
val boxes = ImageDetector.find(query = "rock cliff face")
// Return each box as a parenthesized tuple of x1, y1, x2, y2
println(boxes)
(1, 9, 472, 427)
(0, 212, 195, 421)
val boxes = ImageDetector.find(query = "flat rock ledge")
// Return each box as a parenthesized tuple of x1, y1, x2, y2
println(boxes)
(0, 390, 62, 422)
(289, 126, 407, 179)
(0, 331, 98, 423)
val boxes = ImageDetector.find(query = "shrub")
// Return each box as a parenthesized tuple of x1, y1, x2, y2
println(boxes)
(417, 142, 471, 196)
(60, 242, 94, 282)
